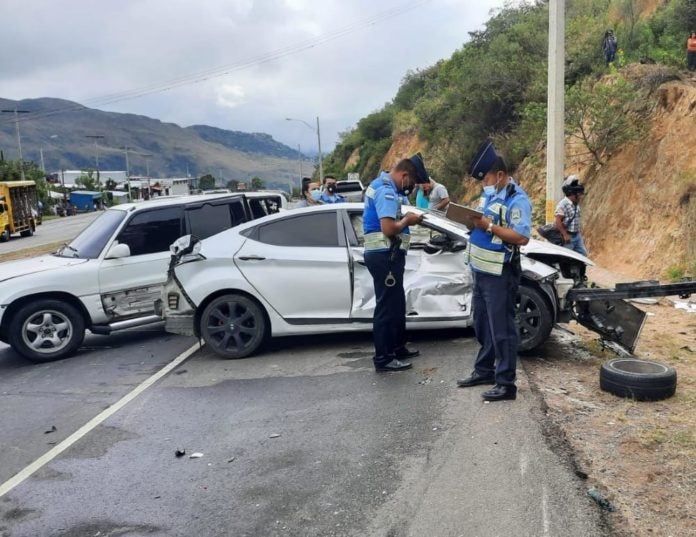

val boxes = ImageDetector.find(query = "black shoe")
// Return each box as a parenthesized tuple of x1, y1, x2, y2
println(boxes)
(375, 359, 412, 372)
(394, 347, 420, 359)
(481, 384, 517, 401)
(456, 372, 495, 388)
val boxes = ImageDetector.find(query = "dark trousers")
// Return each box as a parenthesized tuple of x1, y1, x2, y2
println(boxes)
(472, 264, 521, 386)
(688, 51, 696, 71)
(365, 249, 406, 366)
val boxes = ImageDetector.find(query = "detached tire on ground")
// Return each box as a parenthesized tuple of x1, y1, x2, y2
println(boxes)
(200, 294, 267, 359)
(600, 359, 677, 401)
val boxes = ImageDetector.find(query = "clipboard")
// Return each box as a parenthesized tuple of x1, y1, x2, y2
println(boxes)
(445, 203, 484, 230)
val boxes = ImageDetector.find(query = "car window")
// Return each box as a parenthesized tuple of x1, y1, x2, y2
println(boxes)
(257, 212, 339, 247)
(62, 209, 127, 259)
(349, 213, 365, 246)
(248, 196, 282, 219)
(117, 207, 184, 256)
(186, 198, 247, 240)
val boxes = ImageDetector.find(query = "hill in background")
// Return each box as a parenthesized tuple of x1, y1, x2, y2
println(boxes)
(0, 97, 310, 190)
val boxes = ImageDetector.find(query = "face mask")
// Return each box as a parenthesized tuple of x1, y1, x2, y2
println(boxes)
(326, 185, 336, 194)
(483, 185, 496, 196)
(310, 190, 322, 201)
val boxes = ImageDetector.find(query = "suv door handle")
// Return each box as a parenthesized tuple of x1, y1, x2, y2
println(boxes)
(238, 255, 266, 261)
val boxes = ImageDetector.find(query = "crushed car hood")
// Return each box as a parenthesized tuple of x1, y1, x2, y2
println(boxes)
(0, 255, 89, 283)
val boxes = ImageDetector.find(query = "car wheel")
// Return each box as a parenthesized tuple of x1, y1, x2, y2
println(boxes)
(200, 294, 267, 359)
(516, 284, 553, 352)
(20, 226, 34, 237)
(0, 228, 9, 242)
(8, 300, 85, 362)
(600, 358, 676, 401)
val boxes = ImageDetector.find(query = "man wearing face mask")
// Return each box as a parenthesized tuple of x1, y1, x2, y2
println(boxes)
(456, 140, 532, 401)
(363, 154, 429, 372)
(319, 175, 346, 204)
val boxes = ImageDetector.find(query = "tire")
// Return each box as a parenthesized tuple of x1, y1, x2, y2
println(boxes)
(20, 226, 34, 237)
(516, 284, 553, 352)
(600, 358, 676, 401)
(0, 228, 9, 242)
(200, 294, 267, 359)
(8, 300, 85, 362)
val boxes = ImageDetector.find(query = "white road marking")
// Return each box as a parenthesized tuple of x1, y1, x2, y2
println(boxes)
(519, 450, 528, 477)
(542, 484, 550, 535)
(0, 341, 201, 499)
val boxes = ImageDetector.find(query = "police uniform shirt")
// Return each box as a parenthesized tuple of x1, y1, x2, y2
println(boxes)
(469, 179, 532, 273)
(363, 171, 410, 252)
(319, 191, 345, 204)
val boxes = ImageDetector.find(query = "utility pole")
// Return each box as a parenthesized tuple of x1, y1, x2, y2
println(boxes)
(1, 109, 30, 181)
(297, 144, 303, 183)
(86, 134, 105, 187)
(546, 0, 566, 223)
(316, 116, 324, 186)
(124, 146, 132, 200)
(39, 147, 46, 172)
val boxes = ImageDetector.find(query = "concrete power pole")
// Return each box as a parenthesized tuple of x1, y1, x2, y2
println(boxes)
(546, 0, 565, 223)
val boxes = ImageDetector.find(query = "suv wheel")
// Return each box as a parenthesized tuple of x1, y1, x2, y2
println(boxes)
(0, 228, 9, 242)
(200, 294, 267, 359)
(9, 300, 85, 362)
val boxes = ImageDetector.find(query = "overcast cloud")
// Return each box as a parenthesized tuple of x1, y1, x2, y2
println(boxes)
(1, 0, 506, 153)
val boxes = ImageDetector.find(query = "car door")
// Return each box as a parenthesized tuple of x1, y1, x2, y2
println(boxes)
(98, 206, 184, 319)
(345, 209, 474, 321)
(234, 210, 352, 320)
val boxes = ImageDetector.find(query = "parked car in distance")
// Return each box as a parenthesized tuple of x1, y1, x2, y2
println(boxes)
(0, 191, 286, 362)
(335, 179, 364, 202)
(160, 203, 593, 360)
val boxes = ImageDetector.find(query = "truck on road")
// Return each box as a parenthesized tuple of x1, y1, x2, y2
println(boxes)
(0, 180, 39, 242)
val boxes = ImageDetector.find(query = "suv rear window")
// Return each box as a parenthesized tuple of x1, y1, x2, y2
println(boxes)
(186, 198, 247, 240)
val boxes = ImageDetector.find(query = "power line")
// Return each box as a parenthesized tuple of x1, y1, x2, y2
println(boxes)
(1, 0, 431, 127)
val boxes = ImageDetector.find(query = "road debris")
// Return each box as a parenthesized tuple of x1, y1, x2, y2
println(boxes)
(269, 433, 281, 438)
(44, 425, 57, 434)
(227, 457, 236, 463)
(175, 449, 186, 458)
(587, 487, 615, 511)
(189, 452, 204, 459)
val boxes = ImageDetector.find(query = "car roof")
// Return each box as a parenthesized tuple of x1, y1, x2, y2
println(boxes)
(109, 192, 282, 213)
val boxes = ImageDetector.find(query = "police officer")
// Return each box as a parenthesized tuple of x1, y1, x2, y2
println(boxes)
(319, 175, 345, 204)
(363, 154, 429, 372)
(457, 140, 532, 401)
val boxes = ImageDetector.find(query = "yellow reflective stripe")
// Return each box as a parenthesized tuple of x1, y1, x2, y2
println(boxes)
(469, 243, 506, 262)
(468, 243, 505, 275)
(364, 232, 410, 251)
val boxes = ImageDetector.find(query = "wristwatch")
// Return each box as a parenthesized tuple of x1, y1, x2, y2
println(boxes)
(486, 221, 494, 234)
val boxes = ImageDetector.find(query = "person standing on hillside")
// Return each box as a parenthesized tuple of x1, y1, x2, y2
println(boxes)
(687, 31, 696, 71)
(421, 178, 450, 211)
(602, 29, 618, 65)
(555, 175, 588, 257)
(362, 154, 429, 372)
(456, 140, 532, 402)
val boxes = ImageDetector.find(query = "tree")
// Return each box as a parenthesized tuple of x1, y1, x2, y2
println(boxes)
(76, 170, 99, 191)
(104, 178, 118, 191)
(199, 174, 215, 190)
(565, 75, 646, 166)
(250, 176, 265, 190)
(226, 179, 240, 191)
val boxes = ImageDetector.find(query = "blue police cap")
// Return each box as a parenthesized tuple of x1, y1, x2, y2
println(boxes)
(468, 139, 498, 180)
(409, 153, 430, 184)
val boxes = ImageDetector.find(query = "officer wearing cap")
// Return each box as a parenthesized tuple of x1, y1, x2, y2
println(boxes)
(555, 175, 588, 256)
(456, 140, 532, 401)
(363, 154, 429, 372)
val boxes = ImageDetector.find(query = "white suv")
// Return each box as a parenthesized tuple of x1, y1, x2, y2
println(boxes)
(0, 192, 286, 362)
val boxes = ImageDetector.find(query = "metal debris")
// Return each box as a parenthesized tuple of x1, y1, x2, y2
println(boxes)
(175, 449, 186, 458)
(269, 433, 281, 438)
(44, 425, 57, 434)
(189, 452, 204, 459)
(587, 487, 615, 511)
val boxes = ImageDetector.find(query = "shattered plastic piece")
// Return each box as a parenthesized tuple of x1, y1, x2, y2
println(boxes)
(269, 433, 281, 438)
(189, 452, 204, 459)
(587, 487, 615, 511)
(227, 457, 236, 463)
(175, 449, 186, 458)
(44, 425, 57, 434)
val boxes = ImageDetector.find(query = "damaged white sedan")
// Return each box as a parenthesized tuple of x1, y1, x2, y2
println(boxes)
(160, 203, 594, 359)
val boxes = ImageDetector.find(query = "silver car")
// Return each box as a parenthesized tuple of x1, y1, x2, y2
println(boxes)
(160, 203, 593, 359)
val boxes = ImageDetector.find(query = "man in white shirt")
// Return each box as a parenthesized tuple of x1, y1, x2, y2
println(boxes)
(422, 179, 450, 211)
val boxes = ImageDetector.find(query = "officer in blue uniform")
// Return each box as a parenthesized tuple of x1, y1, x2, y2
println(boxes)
(363, 154, 429, 372)
(456, 140, 532, 401)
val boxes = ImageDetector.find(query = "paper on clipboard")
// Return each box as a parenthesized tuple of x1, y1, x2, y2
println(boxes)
(445, 203, 484, 230)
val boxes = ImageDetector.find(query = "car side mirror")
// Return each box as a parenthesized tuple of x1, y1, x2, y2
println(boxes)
(105, 243, 131, 259)
(170, 235, 201, 257)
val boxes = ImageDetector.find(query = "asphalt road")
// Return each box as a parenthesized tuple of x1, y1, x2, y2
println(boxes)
(0, 212, 100, 256)
(0, 328, 606, 537)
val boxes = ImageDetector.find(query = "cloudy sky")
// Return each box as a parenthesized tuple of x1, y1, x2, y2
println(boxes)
(1, 0, 506, 154)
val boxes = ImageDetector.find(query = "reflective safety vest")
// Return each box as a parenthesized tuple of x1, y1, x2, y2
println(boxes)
(363, 174, 410, 253)
(467, 183, 527, 275)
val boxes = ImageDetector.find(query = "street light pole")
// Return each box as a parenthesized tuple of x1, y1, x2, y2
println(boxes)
(124, 146, 132, 200)
(286, 116, 324, 185)
(1, 109, 30, 181)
